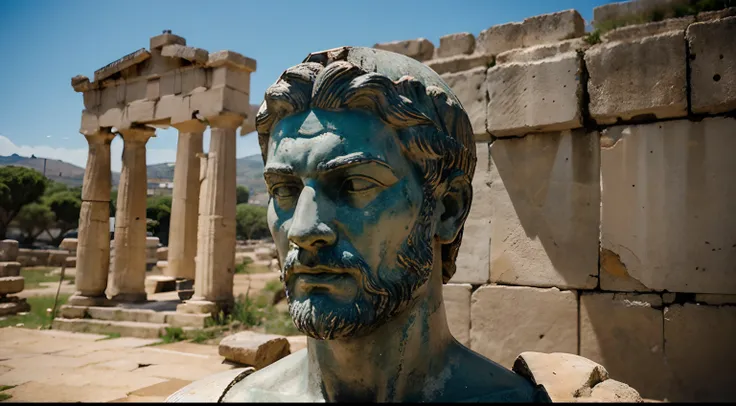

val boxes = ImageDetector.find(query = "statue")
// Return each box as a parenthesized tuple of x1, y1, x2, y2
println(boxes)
(168, 46, 552, 402)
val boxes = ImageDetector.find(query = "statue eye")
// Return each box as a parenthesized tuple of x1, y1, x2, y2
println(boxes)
(343, 177, 379, 193)
(272, 184, 301, 198)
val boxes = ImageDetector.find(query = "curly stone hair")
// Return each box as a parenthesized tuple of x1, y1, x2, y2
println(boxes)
(255, 55, 476, 283)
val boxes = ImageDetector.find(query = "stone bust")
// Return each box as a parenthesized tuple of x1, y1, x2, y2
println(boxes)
(168, 46, 552, 403)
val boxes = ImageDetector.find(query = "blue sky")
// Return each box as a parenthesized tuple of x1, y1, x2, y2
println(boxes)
(0, 0, 613, 171)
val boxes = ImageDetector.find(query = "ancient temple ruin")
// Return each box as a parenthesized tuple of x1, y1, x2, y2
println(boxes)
(65, 32, 258, 314)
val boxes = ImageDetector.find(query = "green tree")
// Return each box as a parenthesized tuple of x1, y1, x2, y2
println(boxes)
(0, 166, 47, 239)
(236, 203, 269, 240)
(46, 191, 82, 245)
(236, 185, 250, 205)
(146, 195, 172, 245)
(15, 202, 54, 244)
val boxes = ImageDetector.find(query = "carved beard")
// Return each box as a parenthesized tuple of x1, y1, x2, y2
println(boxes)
(283, 188, 437, 340)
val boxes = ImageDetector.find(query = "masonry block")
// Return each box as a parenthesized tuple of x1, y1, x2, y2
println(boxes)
(495, 38, 587, 65)
(441, 67, 487, 139)
(600, 118, 736, 294)
(124, 79, 147, 104)
(687, 16, 736, 114)
(426, 53, 494, 75)
(190, 86, 249, 120)
(522, 9, 585, 47)
(0, 276, 24, 295)
(442, 283, 471, 346)
(210, 66, 251, 94)
(373, 38, 434, 62)
(580, 292, 672, 400)
(476, 22, 524, 55)
(437, 32, 475, 58)
(586, 31, 687, 125)
(486, 52, 583, 137)
(450, 143, 491, 284)
(0, 262, 21, 277)
(664, 303, 736, 402)
(0, 240, 19, 262)
(489, 130, 599, 289)
(471, 285, 578, 368)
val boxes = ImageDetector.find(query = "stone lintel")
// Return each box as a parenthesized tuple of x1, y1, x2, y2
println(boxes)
(150, 32, 186, 51)
(161, 44, 209, 65)
(207, 50, 257, 73)
(94, 48, 152, 83)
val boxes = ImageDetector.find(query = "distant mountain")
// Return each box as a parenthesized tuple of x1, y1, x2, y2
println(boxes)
(0, 153, 267, 204)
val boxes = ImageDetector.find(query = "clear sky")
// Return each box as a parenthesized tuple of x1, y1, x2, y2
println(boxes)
(0, 0, 613, 171)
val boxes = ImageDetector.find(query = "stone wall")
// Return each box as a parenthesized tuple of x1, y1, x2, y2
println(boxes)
(375, 3, 736, 402)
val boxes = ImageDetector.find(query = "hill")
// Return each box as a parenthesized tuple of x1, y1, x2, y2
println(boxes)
(0, 153, 267, 203)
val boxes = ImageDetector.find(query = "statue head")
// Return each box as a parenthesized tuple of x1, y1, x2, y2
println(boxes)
(256, 47, 476, 340)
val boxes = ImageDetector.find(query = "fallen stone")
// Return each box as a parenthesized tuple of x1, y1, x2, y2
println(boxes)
(486, 52, 583, 137)
(0, 239, 19, 261)
(437, 32, 475, 58)
(589, 379, 644, 402)
(687, 16, 736, 114)
(512, 352, 610, 402)
(0, 276, 25, 295)
(586, 31, 687, 125)
(218, 331, 290, 369)
(0, 261, 21, 277)
(144, 275, 177, 295)
(373, 38, 434, 62)
(471, 286, 578, 368)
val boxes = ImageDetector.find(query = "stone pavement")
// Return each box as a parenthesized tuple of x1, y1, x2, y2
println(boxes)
(0, 327, 236, 402)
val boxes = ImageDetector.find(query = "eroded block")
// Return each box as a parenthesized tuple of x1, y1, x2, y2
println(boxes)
(489, 131, 599, 289)
(471, 285, 578, 368)
(437, 32, 475, 58)
(425, 53, 493, 75)
(600, 118, 736, 294)
(476, 22, 524, 55)
(441, 67, 487, 139)
(687, 16, 736, 114)
(486, 52, 583, 137)
(523, 9, 585, 47)
(586, 31, 687, 124)
(373, 38, 434, 62)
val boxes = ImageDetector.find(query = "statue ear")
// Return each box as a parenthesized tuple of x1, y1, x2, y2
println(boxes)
(436, 173, 472, 244)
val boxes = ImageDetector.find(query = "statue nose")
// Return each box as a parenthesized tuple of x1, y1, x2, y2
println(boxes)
(287, 187, 337, 251)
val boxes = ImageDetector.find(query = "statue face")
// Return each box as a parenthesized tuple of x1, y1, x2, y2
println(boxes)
(265, 108, 436, 340)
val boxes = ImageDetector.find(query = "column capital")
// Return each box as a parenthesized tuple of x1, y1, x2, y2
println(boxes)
(172, 119, 207, 134)
(119, 125, 156, 143)
(83, 128, 116, 145)
(207, 113, 244, 130)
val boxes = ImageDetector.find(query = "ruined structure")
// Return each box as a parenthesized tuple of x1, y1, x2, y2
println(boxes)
(58, 32, 257, 323)
(0, 239, 29, 316)
(372, 3, 735, 403)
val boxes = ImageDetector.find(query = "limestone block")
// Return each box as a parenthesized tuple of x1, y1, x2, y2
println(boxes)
(145, 78, 160, 101)
(451, 143, 491, 284)
(64, 257, 76, 268)
(150, 32, 186, 50)
(286, 336, 307, 353)
(207, 50, 257, 73)
(156, 247, 168, 261)
(687, 16, 736, 114)
(60, 305, 87, 319)
(477, 22, 525, 55)
(522, 10, 585, 47)
(425, 53, 494, 76)
(154, 95, 188, 123)
(664, 303, 736, 402)
(190, 86, 249, 119)
(512, 352, 643, 402)
(0, 296, 30, 317)
(83, 89, 101, 110)
(144, 275, 177, 295)
(180, 68, 207, 95)
(161, 44, 208, 65)
(146, 237, 160, 248)
(593, 0, 692, 27)
(59, 238, 78, 252)
(98, 107, 123, 129)
(23, 249, 50, 266)
(47, 250, 69, 267)
(0, 262, 21, 277)
(586, 31, 687, 125)
(601, 118, 736, 294)
(373, 38, 435, 62)
(441, 67, 487, 139)
(165, 312, 210, 328)
(580, 293, 671, 400)
(79, 110, 100, 135)
(599, 249, 653, 292)
(123, 100, 156, 126)
(0, 276, 24, 295)
(486, 52, 583, 137)
(603, 16, 695, 43)
(470, 286, 578, 368)
(495, 38, 587, 65)
(156, 260, 168, 270)
(218, 331, 290, 369)
(0, 239, 19, 261)
(124, 80, 147, 104)
(437, 32, 475, 58)
(489, 131, 599, 289)
(99, 84, 122, 112)
(442, 283, 471, 346)
(210, 66, 251, 94)
(695, 294, 736, 305)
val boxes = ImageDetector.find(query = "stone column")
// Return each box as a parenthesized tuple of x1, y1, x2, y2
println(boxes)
(178, 114, 240, 314)
(166, 120, 205, 281)
(69, 128, 116, 307)
(109, 125, 155, 303)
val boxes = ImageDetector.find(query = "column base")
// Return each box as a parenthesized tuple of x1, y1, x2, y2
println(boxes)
(68, 294, 114, 307)
(111, 292, 148, 304)
(176, 298, 232, 315)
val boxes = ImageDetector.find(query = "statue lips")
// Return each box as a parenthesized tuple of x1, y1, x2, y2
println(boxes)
(285, 263, 362, 300)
